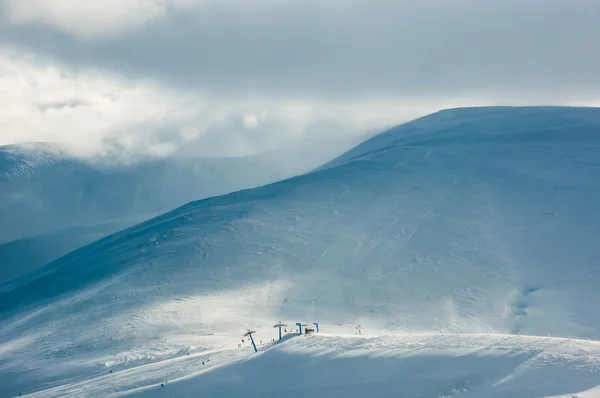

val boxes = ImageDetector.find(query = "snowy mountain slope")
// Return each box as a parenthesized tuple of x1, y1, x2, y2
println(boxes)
(0, 143, 67, 180)
(13, 332, 600, 398)
(0, 144, 297, 242)
(0, 136, 363, 243)
(127, 333, 600, 398)
(1, 106, 600, 396)
(0, 214, 155, 284)
(0, 139, 356, 281)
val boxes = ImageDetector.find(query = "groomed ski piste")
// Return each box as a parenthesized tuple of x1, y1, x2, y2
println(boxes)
(14, 328, 600, 398)
(2, 106, 600, 397)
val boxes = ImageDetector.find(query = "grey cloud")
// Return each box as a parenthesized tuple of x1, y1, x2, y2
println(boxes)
(2, 0, 599, 102)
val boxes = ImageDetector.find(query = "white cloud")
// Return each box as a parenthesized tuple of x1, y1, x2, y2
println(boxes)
(0, 46, 448, 159)
(6, 42, 501, 161)
(4, 1, 598, 164)
(1, 0, 201, 39)
(0, 46, 204, 157)
(179, 125, 201, 142)
(242, 111, 267, 130)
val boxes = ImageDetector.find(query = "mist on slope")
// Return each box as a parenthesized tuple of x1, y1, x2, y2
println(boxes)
(0, 133, 365, 282)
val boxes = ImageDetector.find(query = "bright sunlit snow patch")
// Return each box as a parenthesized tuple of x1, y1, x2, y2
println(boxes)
(22, 333, 600, 398)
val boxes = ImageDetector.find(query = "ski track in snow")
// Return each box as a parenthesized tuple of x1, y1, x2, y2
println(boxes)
(13, 332, 600, 398)
(395, 190, 449, 253)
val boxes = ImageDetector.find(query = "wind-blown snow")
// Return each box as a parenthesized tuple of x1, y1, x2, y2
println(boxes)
(1, 106, 599, 397)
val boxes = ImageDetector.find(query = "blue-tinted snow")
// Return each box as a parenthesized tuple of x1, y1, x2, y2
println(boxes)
(1, 106, 599, 397)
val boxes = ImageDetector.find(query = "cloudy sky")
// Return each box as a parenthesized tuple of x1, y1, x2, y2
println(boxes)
(1, 0, 599, 158)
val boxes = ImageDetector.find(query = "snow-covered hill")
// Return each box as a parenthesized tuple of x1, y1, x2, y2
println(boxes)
(0, 139, 357, 282)
(0, 215, 155, 284)
(1, 106, 599, 397)
(0, 144, 295, 242)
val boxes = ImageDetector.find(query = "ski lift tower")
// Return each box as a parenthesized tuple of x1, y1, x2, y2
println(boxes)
(302, 323, 310, 334)
(273, 321, 287, 340)
(244, 329, 258, 353)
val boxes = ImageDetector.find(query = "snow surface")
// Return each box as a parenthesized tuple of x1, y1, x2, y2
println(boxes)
(7, 331, 600, 397)
(0, 138, 357, 282)
(1, 106, 600, 397)
(0, 214, 155, 284)
(0, 144, 299, 242)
